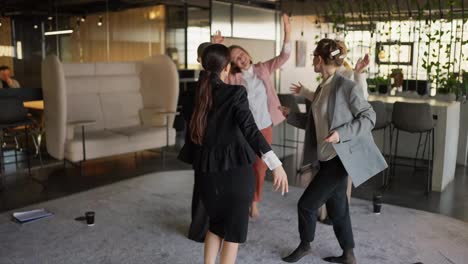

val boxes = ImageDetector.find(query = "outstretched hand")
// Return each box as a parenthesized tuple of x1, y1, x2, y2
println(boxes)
(354, 53, 370, 73)
(272, 166, 289, 196)
(212, 30, 224, 44)
(290, 82, 304, 95)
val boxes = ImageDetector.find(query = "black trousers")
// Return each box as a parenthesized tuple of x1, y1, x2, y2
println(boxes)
(188, 171, 209, 243)
(298, 156, 355, 250)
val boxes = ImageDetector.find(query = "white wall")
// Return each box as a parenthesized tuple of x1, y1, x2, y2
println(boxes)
(279, 15, 333, 94)
(222, 37, 275, 64)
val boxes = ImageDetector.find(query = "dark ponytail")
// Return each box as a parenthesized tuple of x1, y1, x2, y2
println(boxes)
(190, 71, 213, 145)
(189, 44, 230, 145)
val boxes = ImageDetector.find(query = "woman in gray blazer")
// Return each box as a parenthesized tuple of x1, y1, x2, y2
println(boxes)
(280, 39, 387, 264)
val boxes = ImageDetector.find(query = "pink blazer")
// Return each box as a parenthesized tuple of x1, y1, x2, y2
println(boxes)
(226, 46, 290, 126)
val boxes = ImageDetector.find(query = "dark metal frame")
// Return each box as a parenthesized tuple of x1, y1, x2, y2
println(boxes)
(1, 124, 32, 190)
(375, 41, 414, 65)
(63, 124, 88, 177)
(387, 125, 435, 195)
(374, 123, 392, 189)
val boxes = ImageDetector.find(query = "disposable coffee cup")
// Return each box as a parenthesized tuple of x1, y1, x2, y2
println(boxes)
(373, 194, 382, 214)
(373, 203, 382, 214)
(85, 211, 95, 226)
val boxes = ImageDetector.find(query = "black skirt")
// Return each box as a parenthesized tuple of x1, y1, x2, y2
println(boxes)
(196, 165, 255, 243)
(187, 171, 209, 243)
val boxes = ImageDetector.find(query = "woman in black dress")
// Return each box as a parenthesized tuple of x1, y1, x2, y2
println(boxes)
(178, 44, 289, 264)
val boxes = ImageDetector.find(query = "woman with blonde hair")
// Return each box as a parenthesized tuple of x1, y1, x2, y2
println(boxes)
(226, 13, 291, 218)
(289, 40, 370, 224)
(280, 38, 386, 263)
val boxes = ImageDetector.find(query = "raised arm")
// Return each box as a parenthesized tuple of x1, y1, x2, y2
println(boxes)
(212, 30, 224, 44)
(353, 71, 369, 100)
(263, 13, 292, 74)
(291, 82, 315, 101)
(354, 54, 370, 99)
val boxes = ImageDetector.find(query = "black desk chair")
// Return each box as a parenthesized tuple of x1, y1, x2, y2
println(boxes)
(0, 97, 34, 190)
(369, 101, 391, 187)
(390, 102, 435, 194)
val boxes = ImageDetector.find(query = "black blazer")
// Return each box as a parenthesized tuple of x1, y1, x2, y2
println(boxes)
(178, 77, 271, 172)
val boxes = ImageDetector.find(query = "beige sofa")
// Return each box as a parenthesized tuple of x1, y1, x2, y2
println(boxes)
(41, 55, 179, 163)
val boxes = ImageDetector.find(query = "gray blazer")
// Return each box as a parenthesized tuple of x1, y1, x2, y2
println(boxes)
(288, 73, 387, 187)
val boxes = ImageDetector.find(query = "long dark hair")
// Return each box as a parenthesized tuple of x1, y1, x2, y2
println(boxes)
(190, 44, 231, 145)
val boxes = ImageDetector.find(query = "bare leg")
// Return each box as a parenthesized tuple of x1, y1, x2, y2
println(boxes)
(220, 241, 239, 264)
(250, 201, 259, 218)
(204, 231, 222, 264)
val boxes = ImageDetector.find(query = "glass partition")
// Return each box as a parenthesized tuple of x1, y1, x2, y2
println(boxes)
(67, 5, 165, 63)
(233, 4, 276, 40)
(212, 1, 232, 37)
(187, 6, 210, 69)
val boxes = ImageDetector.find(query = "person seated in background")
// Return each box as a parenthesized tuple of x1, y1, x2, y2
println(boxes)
(0, 65, 21, 88)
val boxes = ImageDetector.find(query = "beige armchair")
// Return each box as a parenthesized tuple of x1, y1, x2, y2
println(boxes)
(41, 55, 179, 164)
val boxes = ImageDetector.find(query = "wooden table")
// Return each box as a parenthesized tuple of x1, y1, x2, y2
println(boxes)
(23, 100, 44, 110)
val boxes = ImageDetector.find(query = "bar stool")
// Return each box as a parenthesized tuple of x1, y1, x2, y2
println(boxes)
(390, 102, 435, 194)
(369, 101, 391, 186)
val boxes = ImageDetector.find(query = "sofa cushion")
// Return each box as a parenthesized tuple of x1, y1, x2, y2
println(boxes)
(99, 91, 143, 129)
(139, 108, 167, 126)
(67, 94, 105, 132)
(109, 125, 176, 149)
(63, 63, 95, 77)
(96, 76, 141, 94)
(66, 77, 100, 95)
(64, 130, 129, 162)
(95, 62, 141, 75)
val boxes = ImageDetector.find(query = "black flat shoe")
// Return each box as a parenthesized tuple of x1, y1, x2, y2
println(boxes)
(282, 242, 311, 263)
(323, 253, 356, 264)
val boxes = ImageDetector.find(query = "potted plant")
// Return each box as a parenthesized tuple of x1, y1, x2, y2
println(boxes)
(368, 76, 391, 94)
(435, 73, 461, 102)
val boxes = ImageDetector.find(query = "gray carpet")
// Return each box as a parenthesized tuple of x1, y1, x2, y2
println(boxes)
(0, 170, 467, 264)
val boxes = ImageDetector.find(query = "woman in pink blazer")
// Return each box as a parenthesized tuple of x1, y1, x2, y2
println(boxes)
(225, 14, 291, 218)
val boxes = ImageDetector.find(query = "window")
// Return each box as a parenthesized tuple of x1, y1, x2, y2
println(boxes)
(376, 42, 414, 65)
